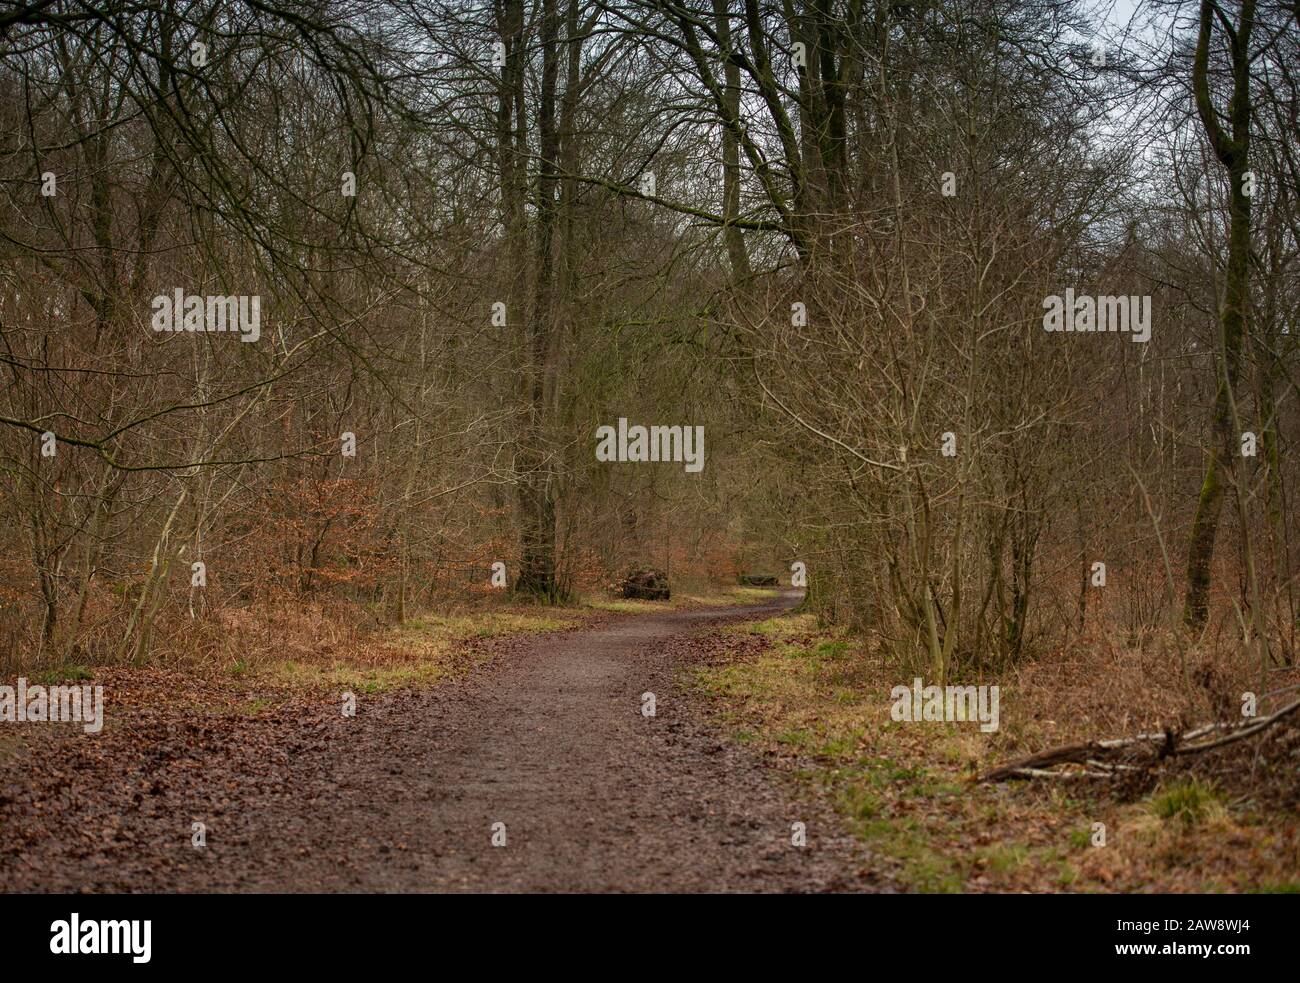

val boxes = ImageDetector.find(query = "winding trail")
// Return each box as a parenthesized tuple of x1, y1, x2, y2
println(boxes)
(1, 591, 880, 893)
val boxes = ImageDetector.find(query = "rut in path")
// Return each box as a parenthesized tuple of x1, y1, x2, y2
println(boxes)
(1, 592, 882, 893)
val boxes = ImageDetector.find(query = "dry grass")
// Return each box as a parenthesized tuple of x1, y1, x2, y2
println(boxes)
(8, 598, 604, 717)
(691, 613, 1300, 893)
(10, 580, 778, 715)
(250, 607, 593, 693)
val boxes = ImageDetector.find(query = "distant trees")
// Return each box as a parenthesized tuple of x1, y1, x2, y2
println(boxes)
(0, 0, 1297, 674)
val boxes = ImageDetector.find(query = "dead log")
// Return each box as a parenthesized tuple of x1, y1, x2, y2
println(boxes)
(979, 694, 1300, 782)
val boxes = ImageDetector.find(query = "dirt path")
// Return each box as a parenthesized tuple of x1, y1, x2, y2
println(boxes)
(1, 592, 881, 893)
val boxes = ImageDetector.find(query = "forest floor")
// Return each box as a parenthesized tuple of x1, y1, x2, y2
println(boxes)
(4, 586, 1296, 893)
(691, 613, 1300, 893)
(0, 588, 887, 892)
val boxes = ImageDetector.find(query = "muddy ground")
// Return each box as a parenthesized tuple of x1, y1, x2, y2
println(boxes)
(0, 592, 886, 893)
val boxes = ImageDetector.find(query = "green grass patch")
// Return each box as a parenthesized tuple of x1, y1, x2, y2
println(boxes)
(691, 612, 1056, 892)
(1147, 779, 1223, 830)
(259, 659, 447, 693)
(26, 665, 94, 685)
(1252, 880, 1300, 893)
(977, 843, 1031, 874)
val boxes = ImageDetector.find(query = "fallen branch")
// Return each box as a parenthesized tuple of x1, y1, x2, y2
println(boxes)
(979, 694, 1300, 782)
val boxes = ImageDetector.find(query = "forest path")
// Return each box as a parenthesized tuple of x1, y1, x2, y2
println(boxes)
(1, 591, 880, 892)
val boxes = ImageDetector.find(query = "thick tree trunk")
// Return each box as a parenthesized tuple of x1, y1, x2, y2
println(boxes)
(1182, 0, 1255, 631)
(515, 0, 564, 601)
(712, 0, 751, 281)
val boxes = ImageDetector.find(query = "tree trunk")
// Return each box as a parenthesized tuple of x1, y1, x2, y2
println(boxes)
(515, 0, 564, 600)
(1182, 0, 1255, 632)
